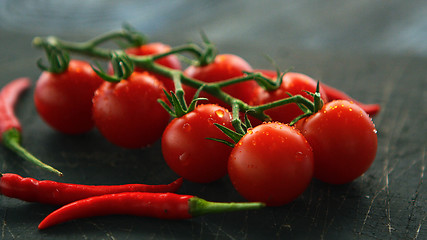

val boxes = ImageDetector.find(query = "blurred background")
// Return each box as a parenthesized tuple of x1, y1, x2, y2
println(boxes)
(1, 0, 427, 57)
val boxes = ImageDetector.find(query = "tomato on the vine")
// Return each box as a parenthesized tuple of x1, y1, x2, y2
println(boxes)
(34, 60, 104, 134)
(92, 71, 169, 148)
(109, 42, 181, 92)
(183, 54, 261, 107)
(295, 100, 378, 184)
(228, 122, 314, 206)
(256, 70, 328, 124)
(161, 104, 233, 183)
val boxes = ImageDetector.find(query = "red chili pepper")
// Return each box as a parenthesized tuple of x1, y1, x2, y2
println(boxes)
(0, 173, 183, 205)
(0, 78, 62, 176)
(38, 192, 265, 229)
(321, 83, 381, 116)
(0, 78, 30, 136)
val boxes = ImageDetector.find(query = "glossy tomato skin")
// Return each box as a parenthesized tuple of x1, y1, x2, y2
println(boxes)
(34, 60, 103, 134)
(162, 104, 233, 183)
(109, 42, 181, 92)
(183, 54, 260, 107)
(228, 122, 314, 206)
(92, 72, 169, 148)
(295, 100, 378, 184)
(256, 70, 328, 124)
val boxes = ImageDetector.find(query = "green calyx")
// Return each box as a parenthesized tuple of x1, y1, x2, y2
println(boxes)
(36, 42, 70, 74)
(207, 103, 253, 148)
(2, 128, 63, 176)
(93, 51, 134, 82)
(188, 197, 265, 217)
(158, 86, 207, 119)
(289, 81, 324, 125)
(197, 31, 217, 66)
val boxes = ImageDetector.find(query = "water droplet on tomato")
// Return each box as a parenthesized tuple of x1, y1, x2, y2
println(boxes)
(207, 118, 215, 125)
(179, 152, 190, 166)
(373, 129, 378, 134)
(215, 109, 224, 118)
(295, 151, 304, 161)
(183, 123, 191, 132)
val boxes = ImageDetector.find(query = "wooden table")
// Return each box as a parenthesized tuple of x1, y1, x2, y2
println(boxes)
(0, 1, 426, 239)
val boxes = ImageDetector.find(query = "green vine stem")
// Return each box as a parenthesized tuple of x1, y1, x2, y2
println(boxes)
(36, 43, 70, 74)
(32, 30, 319, 123)
(32, 26, 145, 59)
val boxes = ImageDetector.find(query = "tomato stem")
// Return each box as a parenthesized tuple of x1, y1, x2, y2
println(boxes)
(254, 95, 315, 113)
(231, 100, 246, 135)
(36, 43, 70, 74)
(152, 44, 204, 61)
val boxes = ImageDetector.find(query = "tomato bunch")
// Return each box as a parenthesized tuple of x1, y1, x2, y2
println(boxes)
(33, 31, 379, 208)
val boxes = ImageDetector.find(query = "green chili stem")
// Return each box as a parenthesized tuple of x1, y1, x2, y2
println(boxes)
(189, 197, 265, 217)
(2, 129, 63, 176)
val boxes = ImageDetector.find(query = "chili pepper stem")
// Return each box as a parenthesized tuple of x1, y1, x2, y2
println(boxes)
(2, 128, 63, 176)
(188, 197, 265, 217)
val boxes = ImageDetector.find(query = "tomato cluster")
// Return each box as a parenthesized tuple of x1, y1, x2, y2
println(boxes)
(34, 39, 378, 207)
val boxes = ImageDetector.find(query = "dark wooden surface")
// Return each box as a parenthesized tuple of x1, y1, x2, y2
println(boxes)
(0, 1, 426, 239)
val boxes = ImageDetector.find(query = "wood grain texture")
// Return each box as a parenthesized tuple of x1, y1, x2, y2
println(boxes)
(0, 1, 426, 239)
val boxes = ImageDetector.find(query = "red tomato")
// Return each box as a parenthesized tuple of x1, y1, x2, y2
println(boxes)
(34, 60, 103, 134)
(109, 42, 181, 92)
(228, 122, 314, 206)
(295, 100, 378, 184)
(92, 72, 169, 148)
(183, 54, 260, 107)
(256, 70, 328, 124)
(161, 104, 233, 183)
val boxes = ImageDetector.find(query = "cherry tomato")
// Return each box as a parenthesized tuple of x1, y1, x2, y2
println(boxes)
(109, 42, 181, 92)
(183, 54, 260, 107)
(92, 72, 169, 148)
(256, 70, 328, 124)
(34, 60, 103, 134)
(228, 122, 314, 206)
(161, 104, 233, 183)
(295, 100, 378, 184)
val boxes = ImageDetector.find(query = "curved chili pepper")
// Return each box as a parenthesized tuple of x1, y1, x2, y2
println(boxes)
(254, 69, 381, 116)
(38, 192, 265, 229)
(0, 78, 62, 176)
(0, 173, 183, 205)
(320, 83, 381, 116)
